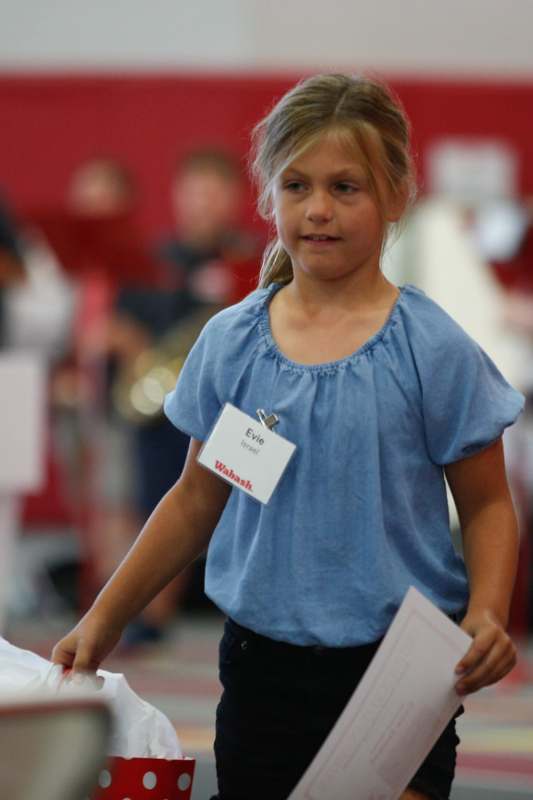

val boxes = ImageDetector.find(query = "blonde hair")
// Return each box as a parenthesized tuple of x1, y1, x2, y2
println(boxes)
(250, 73, 417, 288)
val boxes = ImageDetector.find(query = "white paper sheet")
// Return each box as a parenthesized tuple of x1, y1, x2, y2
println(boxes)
(289, 587, 471, 800)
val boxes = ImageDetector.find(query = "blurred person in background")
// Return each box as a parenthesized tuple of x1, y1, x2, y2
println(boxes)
(6, 156, 146, 617)
(103, 148, 259, 648)
(68, 157, 136, 220)
(57, 156, 146, 607)
(0, 190, 73, 623)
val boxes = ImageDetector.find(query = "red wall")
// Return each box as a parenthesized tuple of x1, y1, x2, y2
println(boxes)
(1, 71, 532, 237)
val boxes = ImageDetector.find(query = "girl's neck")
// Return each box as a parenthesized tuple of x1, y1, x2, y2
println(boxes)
(268, 269, 401, 366)
(282, 269, 397, 318)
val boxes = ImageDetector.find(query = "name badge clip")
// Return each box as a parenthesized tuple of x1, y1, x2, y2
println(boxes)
(256, 408, 279, 430)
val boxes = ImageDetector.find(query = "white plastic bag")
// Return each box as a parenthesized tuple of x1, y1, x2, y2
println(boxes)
(0, 636, 182, 759)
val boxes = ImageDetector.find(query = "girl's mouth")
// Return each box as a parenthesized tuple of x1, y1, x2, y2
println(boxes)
(301, 234, 340, 243)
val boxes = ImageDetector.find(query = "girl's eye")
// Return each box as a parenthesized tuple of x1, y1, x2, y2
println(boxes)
(335, 182, 358, 194)
(284, 180, 306, 192)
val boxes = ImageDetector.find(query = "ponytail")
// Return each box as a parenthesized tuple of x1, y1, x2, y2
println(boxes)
(258, 239, 293, 288)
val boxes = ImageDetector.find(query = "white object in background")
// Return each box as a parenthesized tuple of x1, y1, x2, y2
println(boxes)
(4, 235, 76, 363)
(289, 587, 471, 800)
(472, 199, 530, 262)
(0, 353, 45, 632)
(426, 138, 518, 204)
(0, 353, 45, 492)
(414, 199, 530, 393)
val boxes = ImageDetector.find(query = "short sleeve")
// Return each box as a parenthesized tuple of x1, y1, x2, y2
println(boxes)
(163, 320, 221, 441)
(419, 330, 524, 465)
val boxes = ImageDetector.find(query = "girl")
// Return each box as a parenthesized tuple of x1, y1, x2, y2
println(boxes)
(53, 74, 523, 800)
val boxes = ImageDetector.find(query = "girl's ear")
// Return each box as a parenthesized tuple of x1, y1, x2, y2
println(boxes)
(386, 181, 409, 223)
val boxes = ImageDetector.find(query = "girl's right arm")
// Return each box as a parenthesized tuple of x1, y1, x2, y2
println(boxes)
(51, 438, 231, 673)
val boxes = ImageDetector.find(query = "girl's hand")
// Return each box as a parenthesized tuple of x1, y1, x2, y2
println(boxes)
(454, 609, 517, 695)
(51, 611, 123, 674)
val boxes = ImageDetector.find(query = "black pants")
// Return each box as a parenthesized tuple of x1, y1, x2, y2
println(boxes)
(212, 619, 461, 800)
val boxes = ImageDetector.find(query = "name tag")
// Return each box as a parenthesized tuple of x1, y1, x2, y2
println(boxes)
(198, 403, 296, 504)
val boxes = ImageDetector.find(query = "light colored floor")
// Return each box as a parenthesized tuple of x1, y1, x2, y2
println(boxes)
(5, 608, 533, 800)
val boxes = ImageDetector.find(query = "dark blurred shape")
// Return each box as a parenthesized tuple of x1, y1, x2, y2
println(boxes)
(0, 195, 25, 345)
(0, 196, 24, 276)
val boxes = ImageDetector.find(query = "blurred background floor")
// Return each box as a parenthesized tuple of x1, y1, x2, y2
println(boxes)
(5, 607, 533, 800)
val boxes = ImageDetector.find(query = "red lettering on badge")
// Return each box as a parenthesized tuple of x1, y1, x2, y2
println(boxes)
(214, 460, 253, 491)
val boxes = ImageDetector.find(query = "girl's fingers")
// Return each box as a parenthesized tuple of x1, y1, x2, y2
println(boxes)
(72, 639, 100, 673)
(455, 630, 496, 675)
(51, 640, 76, 669)
(455, 642, 516, 694)
(52, 634, 96, 674)
(456, 655, 515, 694)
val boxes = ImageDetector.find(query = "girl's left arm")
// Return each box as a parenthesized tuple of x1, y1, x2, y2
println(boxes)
(445, 437, 519, 695)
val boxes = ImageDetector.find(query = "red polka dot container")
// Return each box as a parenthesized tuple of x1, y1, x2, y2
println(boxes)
(92, 756, 195, 800)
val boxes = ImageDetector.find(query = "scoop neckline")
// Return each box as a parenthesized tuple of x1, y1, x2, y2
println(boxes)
(258, 282, 409, 372)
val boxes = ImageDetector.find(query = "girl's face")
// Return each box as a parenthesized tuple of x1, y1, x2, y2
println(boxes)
(272, 134, 398, 284)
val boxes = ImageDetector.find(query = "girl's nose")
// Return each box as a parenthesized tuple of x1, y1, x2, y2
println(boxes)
(305, 190, 333, 222)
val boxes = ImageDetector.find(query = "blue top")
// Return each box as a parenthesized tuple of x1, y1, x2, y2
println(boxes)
(164, 283, 524, 646)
